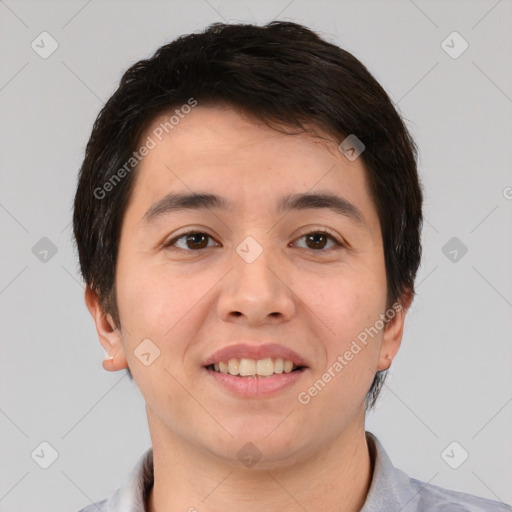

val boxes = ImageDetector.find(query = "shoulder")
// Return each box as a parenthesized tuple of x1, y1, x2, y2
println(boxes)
(72, 447, 153, 512)
(405, 474, 511, 512)
(74, 498, 108, 512)
(364, 432, 511, 512)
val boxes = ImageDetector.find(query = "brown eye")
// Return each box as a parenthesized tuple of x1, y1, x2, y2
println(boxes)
(165, 231, 218, 251)
(293, 230, 343, 251)
(164, 229, 343, 253)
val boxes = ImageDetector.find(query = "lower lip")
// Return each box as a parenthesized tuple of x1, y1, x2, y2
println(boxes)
(203, 367, 307, 398)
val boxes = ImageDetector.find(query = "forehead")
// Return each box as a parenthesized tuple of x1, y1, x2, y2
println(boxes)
(142, 104, 340, 167)
(126, 105, 378, 228)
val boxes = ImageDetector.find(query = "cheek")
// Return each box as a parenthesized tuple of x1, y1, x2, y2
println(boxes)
(115, 266, 196, 393)
(317, 264, 386, 330)
(122, 275, 188, 336)
(298, 286, 384, 415)
(306, 263, 386, 373)
(115, 259, 219, 351)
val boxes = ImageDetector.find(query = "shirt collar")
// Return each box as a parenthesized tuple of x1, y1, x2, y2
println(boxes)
(106, 446, 153, 512)
(361, 431, 419, 510)
(104, 431, 415, 512)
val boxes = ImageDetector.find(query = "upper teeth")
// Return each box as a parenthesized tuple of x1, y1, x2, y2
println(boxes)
(211, 358, 296, 376)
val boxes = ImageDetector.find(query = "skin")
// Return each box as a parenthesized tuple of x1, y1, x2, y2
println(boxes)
(85, 105, 411, 512)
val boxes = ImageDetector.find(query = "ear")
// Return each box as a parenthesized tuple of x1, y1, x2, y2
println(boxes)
(84, 286, 128, 372)
(376, 290, 413, 371)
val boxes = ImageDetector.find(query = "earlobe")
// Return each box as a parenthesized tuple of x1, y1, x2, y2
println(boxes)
(84, 286, 128, 372)
(377, 291, 413, 371)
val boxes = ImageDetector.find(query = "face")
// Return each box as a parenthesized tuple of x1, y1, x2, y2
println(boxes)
(87, 104, 406, 468)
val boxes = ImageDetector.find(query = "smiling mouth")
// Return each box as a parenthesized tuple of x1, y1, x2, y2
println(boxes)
(205, 357, 306, 378)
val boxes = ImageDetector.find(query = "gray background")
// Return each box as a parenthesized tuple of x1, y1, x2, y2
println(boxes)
(1, 1, 511, 511)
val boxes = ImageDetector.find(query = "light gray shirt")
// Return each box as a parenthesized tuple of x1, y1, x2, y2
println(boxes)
(76, 431, 511, 511)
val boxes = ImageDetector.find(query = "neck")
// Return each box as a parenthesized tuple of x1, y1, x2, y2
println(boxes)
(146, 410, 372, 512)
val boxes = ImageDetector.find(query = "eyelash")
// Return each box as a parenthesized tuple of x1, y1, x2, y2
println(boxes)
(163, 229, 345, 253)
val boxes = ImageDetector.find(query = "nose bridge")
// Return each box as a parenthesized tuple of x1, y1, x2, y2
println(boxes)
(217, 230, 295, 323)
(235, 231, 280, 296)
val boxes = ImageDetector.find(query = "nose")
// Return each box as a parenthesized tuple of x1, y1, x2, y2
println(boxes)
(216, 238, 296, 326)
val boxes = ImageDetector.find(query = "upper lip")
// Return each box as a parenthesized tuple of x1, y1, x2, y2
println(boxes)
(203, 343, 309, 368)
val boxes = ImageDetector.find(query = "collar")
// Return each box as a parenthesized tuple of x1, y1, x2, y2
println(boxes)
(97, 431, 510, 512)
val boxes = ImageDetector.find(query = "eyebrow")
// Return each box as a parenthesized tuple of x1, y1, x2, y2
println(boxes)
(141, 191, 366, 226)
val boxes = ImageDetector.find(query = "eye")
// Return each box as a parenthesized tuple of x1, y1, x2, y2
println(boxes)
(292, 229, 344, 251)
(164, 231, 219, 251)
(163, 229, 344, 252)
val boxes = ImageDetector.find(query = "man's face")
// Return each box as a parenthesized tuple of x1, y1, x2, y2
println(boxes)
(105, 105, 397, 466)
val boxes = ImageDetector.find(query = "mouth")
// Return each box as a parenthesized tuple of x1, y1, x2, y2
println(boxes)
(204, 357, 307, 378)
(203, 358, 308, 398)
(201, 343, 309, 396)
